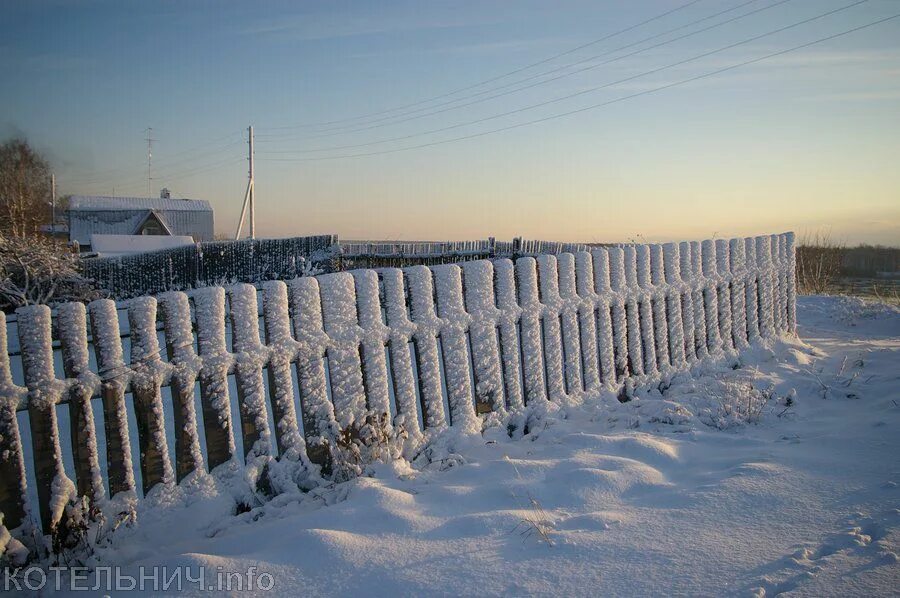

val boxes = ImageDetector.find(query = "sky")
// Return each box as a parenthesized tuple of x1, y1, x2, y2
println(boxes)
(2, 0, 899, 245)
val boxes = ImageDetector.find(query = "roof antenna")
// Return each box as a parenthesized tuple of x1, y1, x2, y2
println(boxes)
(145, 127, 154, 197)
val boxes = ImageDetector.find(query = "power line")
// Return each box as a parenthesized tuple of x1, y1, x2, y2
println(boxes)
(259, 9, 898, 163)
(258, 0, 772, 142)
(257, 0, 707, 132)
(259, 0, 795, 153)
(259, 0, 869, 158)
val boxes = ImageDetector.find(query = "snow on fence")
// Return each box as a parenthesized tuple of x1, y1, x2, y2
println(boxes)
(83, 235, 339, 298)
(339, 237, 593, 269)
(0, 233, 796, 537)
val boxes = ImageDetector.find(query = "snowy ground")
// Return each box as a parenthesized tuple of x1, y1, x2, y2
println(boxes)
(41, 296, 900, 596)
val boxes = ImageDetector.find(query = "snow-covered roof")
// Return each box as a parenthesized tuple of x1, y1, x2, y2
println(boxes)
(90, 234, 196, 257)
(69, 195, 212, 212)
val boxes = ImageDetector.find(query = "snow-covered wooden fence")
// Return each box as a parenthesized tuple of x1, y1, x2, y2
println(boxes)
(83, 235, 339, 298)
(339, 237, 592, 269)
(0, 233, 796, 535)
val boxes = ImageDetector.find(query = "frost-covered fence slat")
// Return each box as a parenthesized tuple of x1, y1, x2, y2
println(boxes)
(404, 267, 448, 428)
(606, 248, 632, 381)
(159, 292, 204, 481)
(514, 258, 548, 404)
(432, 265, 478, 430)
(352, 270, 392, 422)
(1, 232, 796, 538)
(57, 303, 105, 503)
(715, 239, 735, 352)
(128, 297, 174, 494)
(18, 306, 75, 532)
(227, 284, 272, 460)
(557, 254, 585, 396)
(192, 288, 235, 469)
(744, 238, 761, 345)
(729, 239, 750, 350)
(574, 252, 601, 393)
(535, 256, 567, 401)
(492, 260, 525, 410)
(288, 277, 338, 469)
(0, 317, 28, 529)
(379, 269, 423, 433)
(700, 241, 723, 356)
(662, 243, 687, 369)
(785, 233, 797, 334)
(89, 300, 136, 498)
(318, 274, 368, 430)
(756, 236, 775, 339)
(261, 281, 305, 458)
(461, 261, 506, 416)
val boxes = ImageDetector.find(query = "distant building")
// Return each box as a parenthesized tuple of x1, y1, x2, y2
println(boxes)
(67, 194, 214, 250)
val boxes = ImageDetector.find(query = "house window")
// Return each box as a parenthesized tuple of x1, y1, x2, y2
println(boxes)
(141, 220, 166, 235)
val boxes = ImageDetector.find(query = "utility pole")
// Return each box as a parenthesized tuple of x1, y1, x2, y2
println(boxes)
(145, 127, 154, 197)
(235, 125, 256, 240)
(50, 173, 56, 230)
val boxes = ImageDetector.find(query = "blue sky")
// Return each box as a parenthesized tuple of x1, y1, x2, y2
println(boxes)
(3, 0, 899, 244)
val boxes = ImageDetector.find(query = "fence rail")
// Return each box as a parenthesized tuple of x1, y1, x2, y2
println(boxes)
(0, 233, 796, 538)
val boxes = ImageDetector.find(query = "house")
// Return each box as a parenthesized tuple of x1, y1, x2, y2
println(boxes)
(67, 194, 214, 250)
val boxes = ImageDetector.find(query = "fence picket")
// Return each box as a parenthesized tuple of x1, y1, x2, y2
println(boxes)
(158, 292, 204, 481)
(404, 266, 449, 428)
(89, 299, 136, 498)
(261, 281, 305, 458)
(128, 297, 174, 493)
(574, 252, 601, 393)
(515, 258, 548, 404)
(192, 288, 235, 470)
(227, 284, 272, 460)
(0, 317, 28, 529)
(288, 277, 338, 469)
(492, 260, 525, 410)
(379, 269, 423, 432)
(57, 303, 105, 502)
(461, 261, 505, 416)
(536, 256, 567, 400)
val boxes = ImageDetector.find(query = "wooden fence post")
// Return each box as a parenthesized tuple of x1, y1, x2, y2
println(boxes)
(0, 316, 28, 530)
(573, 252, 601, 393)
(191, 288, 236, 470)
(56, 303, 105, 502)
(461, 261, 506, 416)
(556, 253, 585, 396)
(431, 265, 478, 430)
(158, 292, 204, 481)
(492, 260, 525, 410)
(17, 305, 75, 532)
(661, 243, 687, 369)
(514, 258, 548, 404)
(404, 266, 450, 427)
(128, 297, 174, 494)
(260, 281, 305, 459)
(89, 299, 136, 498)
(288, 277, 339, 470)
(227, 284, 272, 461)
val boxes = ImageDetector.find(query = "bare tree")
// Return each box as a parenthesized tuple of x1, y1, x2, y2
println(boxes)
(796, 231, 844, 295)
(0, 138, 51, 239)
(0, 234, 103, 312)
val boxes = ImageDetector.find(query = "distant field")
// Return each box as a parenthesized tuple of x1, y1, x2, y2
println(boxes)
(824, 277, 900, 303)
